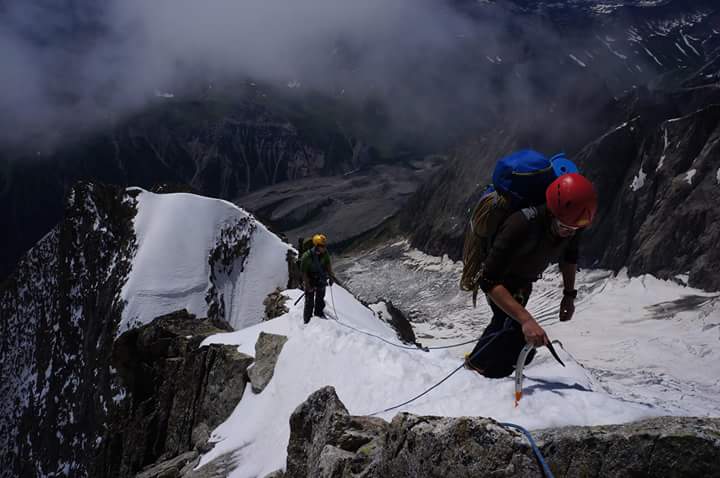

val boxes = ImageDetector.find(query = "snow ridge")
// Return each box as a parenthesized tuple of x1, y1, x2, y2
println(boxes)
(120, 189, 291, 332)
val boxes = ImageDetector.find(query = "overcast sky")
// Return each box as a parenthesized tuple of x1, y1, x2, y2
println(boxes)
(0, 0, 651, 150)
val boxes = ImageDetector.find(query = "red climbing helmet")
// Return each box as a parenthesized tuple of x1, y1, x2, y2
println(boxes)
(545, 173, 598, 228)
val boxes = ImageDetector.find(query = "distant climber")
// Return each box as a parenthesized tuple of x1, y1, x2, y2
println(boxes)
(465, 172, 598, 378)
(300, 234, 338, 324)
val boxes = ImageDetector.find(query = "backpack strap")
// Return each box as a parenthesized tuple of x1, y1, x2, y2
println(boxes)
(520, 206, 539, 222)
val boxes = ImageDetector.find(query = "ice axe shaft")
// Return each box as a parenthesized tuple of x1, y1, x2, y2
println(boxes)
(514, 340, 566, 407)
(514, 344, 535, 407)
(294, 293, 305, 306)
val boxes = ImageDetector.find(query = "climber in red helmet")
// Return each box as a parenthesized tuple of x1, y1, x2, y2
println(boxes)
(465, 173, 598, 378)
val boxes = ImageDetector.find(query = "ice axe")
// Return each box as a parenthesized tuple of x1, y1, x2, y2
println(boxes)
(514, 340, 566, 407)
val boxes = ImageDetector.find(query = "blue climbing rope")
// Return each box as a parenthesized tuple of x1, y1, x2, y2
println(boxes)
(500, 422, 555, 478)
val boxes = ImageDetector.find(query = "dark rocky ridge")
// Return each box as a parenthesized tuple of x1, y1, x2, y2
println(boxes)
(282, 386, 720, 478)
(99, 309, 251, 477)
(0, 182, 137, 477)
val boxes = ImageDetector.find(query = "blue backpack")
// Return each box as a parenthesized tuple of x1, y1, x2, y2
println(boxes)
(460, 150, 577, 304)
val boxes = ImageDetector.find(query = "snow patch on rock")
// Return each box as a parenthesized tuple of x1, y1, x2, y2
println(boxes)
(631, 166, 647, 191)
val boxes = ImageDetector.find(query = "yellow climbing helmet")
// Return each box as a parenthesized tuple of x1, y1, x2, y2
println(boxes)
(312, 234, 327, 247)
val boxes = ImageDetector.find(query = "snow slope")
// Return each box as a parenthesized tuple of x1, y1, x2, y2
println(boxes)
(120, 188, 291, 332)
(338, 241, 720, 416)
(199, 284, 663, 478)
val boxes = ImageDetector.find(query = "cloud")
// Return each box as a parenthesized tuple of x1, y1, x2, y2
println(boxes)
(0, 0, 649, 150)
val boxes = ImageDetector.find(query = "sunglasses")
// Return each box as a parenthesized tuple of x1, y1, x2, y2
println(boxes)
(555, 218, 581, 232)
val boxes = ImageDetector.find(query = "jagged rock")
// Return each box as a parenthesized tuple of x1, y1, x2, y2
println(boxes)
(376, 300, 417, 346)
(379, 414, 541, 477)
(578, 102, 720, 290)
(286, 387, 351, 477)
(264, 288, 290, 321)
(285, 386, 720, 478)
(196, 345, 254, 431)
(535, 416, 720, 477)
(107, 310, 254, 476)
(286, 387, 387, 478)
(191, 424, 211, 453)
(136, 451, 199, 478)
(286, 250, 304, 290)
(248, 332, 289, 393)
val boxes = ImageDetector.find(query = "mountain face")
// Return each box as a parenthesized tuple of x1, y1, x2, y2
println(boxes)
(0, 182, 292, 477)
(0, 94, 366, 280)
(403, 47, 720, 290)
(0, 182, 136, 477)
(2, 0, 718, 283)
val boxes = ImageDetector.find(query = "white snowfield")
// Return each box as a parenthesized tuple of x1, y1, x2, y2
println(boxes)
(120, 188, 291, 332)
(197, 268, 720, 478)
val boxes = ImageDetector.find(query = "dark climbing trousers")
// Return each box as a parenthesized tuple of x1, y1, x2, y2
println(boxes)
(303, 286, 326, 323)
(467, 286, 536, 378)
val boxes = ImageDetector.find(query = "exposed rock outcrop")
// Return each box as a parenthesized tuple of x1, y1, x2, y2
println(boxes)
(285, 387, 720, 478)
(249, 332, 289, 393)
(286, 386, 387, 478)
(264, 289, 290, 320)
(375, 300, 418, 346)
(103, 310, 252, 476)
(577, 101, 720, 290)
(135, 451, 200, 478)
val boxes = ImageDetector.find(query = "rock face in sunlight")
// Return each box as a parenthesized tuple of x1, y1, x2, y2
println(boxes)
(284, 386, 720, 478)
